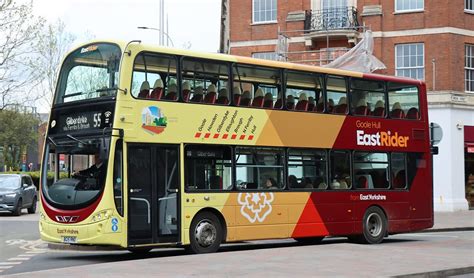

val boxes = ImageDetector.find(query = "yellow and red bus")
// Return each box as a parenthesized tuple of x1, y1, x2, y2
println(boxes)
(39, 40, 433, 253)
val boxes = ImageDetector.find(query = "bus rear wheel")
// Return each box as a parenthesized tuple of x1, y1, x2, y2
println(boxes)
(358, 206, 387, 244)
(188, 211, 223, 254)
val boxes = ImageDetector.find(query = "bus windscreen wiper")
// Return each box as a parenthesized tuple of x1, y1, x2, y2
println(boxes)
(66, 134, 89, 145)
(47, 136, 57, 146)
(63, 92, 84, 99)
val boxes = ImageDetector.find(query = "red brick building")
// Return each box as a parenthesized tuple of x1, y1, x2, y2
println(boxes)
(220, 0, 474, 211)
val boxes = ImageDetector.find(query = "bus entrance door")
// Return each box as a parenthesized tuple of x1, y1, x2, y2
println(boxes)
(128, 144, 180, 246)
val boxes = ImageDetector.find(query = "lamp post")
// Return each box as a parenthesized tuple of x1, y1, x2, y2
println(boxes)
(137, 26, 175, 47)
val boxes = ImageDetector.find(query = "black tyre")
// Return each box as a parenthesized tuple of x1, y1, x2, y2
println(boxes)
(294, 236, 324, 245)
(13, 199, 22, 216)
(188, 211, 223, 254)
(28, 197, 37, 214)
(360, 206, 387, 244)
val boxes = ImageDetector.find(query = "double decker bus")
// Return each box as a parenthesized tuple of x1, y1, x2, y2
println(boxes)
(39, 40, 433, 253)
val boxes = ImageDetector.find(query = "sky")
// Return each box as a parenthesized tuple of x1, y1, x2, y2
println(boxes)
(32, 0, 222, 52)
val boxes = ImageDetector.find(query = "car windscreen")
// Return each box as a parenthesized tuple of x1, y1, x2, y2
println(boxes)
(0, 176, 20, 190)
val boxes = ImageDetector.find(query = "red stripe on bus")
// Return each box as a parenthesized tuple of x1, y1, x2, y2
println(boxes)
(204, 133, 211, 138)
(195, 132, 201, 138)
(213, 133, 219, 139)
(240, 135, 246, 140)
(231, 134, 237, 139)
(248, 135, 254, 140)
(222, 134, 228, 139)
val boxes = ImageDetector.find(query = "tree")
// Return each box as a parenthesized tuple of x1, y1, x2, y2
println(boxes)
(0, 0, 45, 110)
(0, 109, 39, 171)
(33, 19, 75, 108)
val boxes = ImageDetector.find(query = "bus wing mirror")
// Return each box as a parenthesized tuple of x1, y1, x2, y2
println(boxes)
(99, 137, 110, 160)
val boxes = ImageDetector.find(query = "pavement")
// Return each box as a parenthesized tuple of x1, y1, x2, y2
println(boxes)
(2, 210, 473, 277)
(429, 210, 474, 232)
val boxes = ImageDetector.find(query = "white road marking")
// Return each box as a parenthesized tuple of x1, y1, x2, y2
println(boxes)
(25, 250, 46, 254)
(0, 262, 22, 265)
(18, 254, 36, 257)
(0, 266, 14, 269)
(8, 257, 31, 261)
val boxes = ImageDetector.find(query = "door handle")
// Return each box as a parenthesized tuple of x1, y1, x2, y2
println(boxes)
(167, 189, 178, 193)
(130, 188, 142, 193)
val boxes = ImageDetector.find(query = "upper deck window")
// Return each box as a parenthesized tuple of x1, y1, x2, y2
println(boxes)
(55, 43, 121, 105)
(286, 71, 323, 112)
(233, 64, 281, 108)
(182, 58, 230, 104)
(350, 79, 385, 117)
(132, 53, 178, 100)
(326, 76, 347, 114)
(387, 82, 420, 120)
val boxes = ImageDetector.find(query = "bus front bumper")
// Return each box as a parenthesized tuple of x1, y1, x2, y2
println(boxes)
(39, 216, 126, 247)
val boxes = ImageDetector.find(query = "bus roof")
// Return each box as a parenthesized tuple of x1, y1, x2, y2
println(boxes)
(71, 39, 425, 87)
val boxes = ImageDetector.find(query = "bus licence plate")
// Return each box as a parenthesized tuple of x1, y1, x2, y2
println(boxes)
(62, 236, 77, 244)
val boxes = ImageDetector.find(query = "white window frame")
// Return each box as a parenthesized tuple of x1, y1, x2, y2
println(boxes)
(394, 0, 424, 13)
(466, 0, 474, 13)
(395, 43, 425, 81)
(252, 0, 277, 24)
(466, 44, 474, 93)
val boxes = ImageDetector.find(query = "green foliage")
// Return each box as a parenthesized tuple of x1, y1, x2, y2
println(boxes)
(0, 110, 39, 170)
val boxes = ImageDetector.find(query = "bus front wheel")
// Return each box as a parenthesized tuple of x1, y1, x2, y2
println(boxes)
(188, 211, 223, 254)
(358, 206, 387, 244)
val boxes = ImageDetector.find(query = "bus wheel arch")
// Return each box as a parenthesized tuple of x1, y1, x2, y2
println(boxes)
(187, 208, 226, 254)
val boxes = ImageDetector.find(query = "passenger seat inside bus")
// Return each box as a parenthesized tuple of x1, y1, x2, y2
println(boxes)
(190, 86, 204, 103)
(150, 79, 164, 99)
(295, 93, 308, 111)
(286, 95, 295, 110)
(390, 102, 405, 118)
(233, 86, 242, 106)
(333, 97, 347, 114)
(138, 81, 150, 98)
(263, 93, 274, 108)
(251, 88, 264, 107)
(274, 92, 283, 109)
(316, 98, 324, 112)
(372, 100, 385, 117)
(354, 98, 369, 116)
(240, 90, 252, 106)
(165, 84, 178, 100)
(217, 88, 229, 104)
(308, 96, 315, 111)
(204, 84, 217, 104)
(182, 81, 191, 102)
(406, 107, 419, 119)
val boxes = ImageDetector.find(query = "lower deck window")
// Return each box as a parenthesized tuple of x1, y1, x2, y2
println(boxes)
(330, 151, 351, 189)
(185, 145, 232, 190)
(353, 152, 389, 189)
(236, 147, 284, 190)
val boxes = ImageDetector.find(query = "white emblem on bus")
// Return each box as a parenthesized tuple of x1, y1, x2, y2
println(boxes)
(238, 192, 274, 223)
